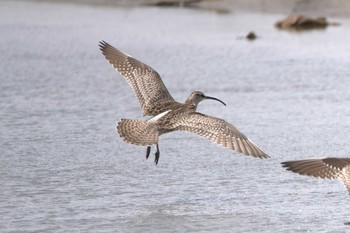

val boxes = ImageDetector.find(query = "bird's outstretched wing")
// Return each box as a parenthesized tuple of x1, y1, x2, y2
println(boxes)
(282, 158, 350, 179)
(282, 158, 350, 194)
(176, 112, 269, 158)
(99, 41, 177, 116)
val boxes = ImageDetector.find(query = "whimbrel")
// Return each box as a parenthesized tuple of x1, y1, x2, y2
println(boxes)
(99, 41, 269, 164)
(282, 158, 350, 196)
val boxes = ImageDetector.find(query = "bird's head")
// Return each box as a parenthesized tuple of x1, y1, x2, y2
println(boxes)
(186, 91, 226, 108)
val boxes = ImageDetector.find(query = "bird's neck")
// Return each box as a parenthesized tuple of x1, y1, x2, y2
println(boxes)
(185, 98, 198, 112)
(185, 103, 197, 112)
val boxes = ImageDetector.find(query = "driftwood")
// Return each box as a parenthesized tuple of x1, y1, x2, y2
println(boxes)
(275, 14, 339, 30)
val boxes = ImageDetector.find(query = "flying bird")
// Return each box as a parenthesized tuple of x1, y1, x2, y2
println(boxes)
(282, 157, 350, 196)
(99, 41, 268, 164)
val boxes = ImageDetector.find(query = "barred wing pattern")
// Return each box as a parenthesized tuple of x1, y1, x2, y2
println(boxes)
(99, 41, 176, 116)
(177, 113, 269, 158)
(340, 166, 350, 195)
(282, 158, 350, 195)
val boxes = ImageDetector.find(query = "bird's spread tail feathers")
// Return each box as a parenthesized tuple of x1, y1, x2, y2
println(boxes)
(117, 119, 159, 146)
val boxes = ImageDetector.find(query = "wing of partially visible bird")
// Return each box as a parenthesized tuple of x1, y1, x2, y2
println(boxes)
(282, 158, 350, 194)
(339, 165, 350, 195)
(99, 41, 177, 116)
(282, 158, 350, 179)
(176, 112, 269, 158)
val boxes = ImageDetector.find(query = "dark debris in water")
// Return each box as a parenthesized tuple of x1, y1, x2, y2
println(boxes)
(246, 31, 257, 40)
(237, 31, 259, 41)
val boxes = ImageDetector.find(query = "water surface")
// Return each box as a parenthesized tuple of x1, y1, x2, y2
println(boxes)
(1, 1, 350, 232)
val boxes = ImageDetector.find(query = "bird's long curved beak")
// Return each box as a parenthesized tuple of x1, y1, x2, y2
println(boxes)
(205, 96, 226, 106)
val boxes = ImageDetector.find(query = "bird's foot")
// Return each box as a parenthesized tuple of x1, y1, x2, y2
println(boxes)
(146, 146, 151, 160)
(154, 144, 160, 165)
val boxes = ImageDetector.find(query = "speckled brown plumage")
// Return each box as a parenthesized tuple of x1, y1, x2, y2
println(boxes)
(99, 41, 269, 164)
(282, 158, 350, 195)
(99, 40, 176, 117)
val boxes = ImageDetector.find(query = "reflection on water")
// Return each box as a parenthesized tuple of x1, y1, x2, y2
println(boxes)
(1, 1, 350, 232)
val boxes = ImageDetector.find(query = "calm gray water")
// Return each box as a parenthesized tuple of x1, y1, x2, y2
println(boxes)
(1, 1, 350, 232)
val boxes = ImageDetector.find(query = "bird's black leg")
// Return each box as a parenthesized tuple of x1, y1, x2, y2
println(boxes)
(154, 144, 160, 165)
(146, 146, 151, 160)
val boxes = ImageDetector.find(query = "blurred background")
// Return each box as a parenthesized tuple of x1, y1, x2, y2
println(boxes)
(1, 0, 350, 232)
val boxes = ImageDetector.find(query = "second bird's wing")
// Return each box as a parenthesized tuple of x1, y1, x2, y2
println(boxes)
(281, 158, 350, 179)
(282, 158, 350, 194)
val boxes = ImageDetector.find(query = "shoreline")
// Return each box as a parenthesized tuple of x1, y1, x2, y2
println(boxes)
(9, 0, 350, 18)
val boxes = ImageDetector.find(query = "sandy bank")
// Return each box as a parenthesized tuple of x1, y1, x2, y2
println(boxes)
(11, 0, 350, 18)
